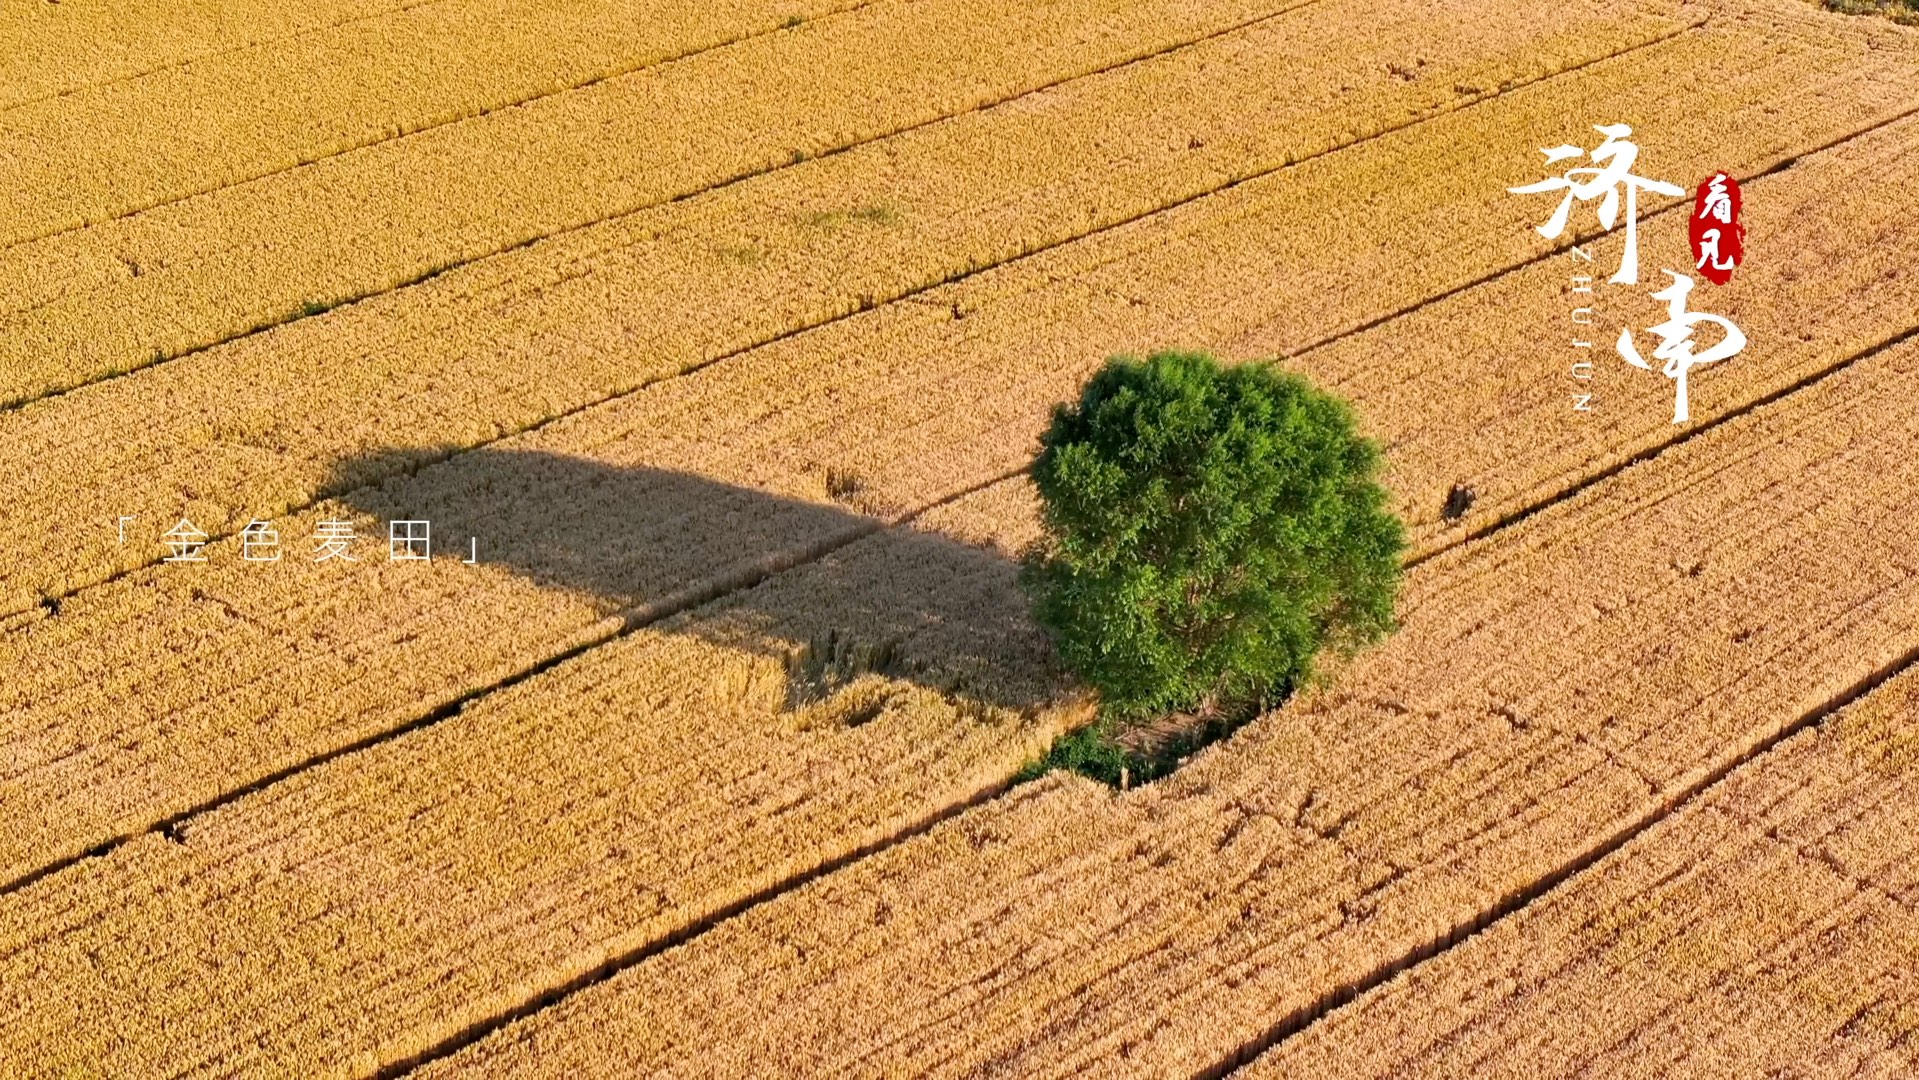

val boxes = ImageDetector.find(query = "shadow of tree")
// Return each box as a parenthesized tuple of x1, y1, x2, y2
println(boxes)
(327, 447, 1064, 718)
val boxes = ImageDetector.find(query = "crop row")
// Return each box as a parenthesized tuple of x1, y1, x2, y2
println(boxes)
(0, 0, 1304, 406)
(1, 0, 1909, 902)
(0, 0, 405, 113)
(420, 329, 1919, 1077)
(1246, 667, 1919, 1078)
(3, 4, 1917, 1072)
(0, 0, 874, 249)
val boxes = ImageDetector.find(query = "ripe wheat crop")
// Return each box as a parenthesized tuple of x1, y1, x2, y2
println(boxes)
(1247, 668, 1919, 1078)
(414, 300, 1919, 1078)
(0, 0, 399, 112)
(0, 0, 1301, 406)
(0, 479, 1092, 1077)
(0, 0, 872, 248)
(4, 0, 1914, 903)
(4, 0, 1918, 1073)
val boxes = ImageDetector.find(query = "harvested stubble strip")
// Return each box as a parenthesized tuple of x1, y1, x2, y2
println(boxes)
(418, 339, 1919, 1077)
(4, 0, 1915, 884)
(1243, 670, 1919, 1079)
(0, 0, 875, 249)
(0, 0, 406, 112)
(0, 0, 1314, 406)
(0, 479, 1094, 1078)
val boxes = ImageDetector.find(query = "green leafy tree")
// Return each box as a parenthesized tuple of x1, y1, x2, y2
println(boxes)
(1023, 350, 1404, 721)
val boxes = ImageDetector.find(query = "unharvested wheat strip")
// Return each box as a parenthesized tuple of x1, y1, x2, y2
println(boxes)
(0, 0, 412, 112)
(415, 335, 1919, 1078)
(0, 0, 875, 249)
(0, 0, 1702, 607)
(1243, 671, 1919, 1079)
(0, 478, 1092, 1077)
(0, 0, 1344, 406)
(3, 4, 1914, 884)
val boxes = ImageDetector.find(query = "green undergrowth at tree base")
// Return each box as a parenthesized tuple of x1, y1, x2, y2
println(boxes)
(1016, 697, 1270, 788)
(1015, 725, 1136, 787)
(1826, 0, 1919, 24)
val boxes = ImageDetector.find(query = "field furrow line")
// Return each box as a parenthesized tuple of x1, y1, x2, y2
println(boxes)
(0, 0, 446, 114)
(2, 0, 1911, 899)
(0, 0, 1336, 412)
(0, 0, 888, 252)
(1195, 638, 1919, 1080)
(0, 474, 1085, 1076)
(1240, 666, 1919, 1079)
(406, 311, 1919, 1080)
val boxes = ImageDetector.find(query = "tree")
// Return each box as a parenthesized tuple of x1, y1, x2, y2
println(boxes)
(1023, 350, 1403, 722)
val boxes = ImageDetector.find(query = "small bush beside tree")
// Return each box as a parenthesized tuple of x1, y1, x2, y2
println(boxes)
(1022, 350, 1404, 768)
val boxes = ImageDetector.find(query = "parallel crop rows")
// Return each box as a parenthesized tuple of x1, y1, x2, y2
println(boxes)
(0, 0, 1714, 883)
(0, 480, 1089, 1076)
(0, 0, 407, 112)
(0, 0, 1303, 406)
(416, 326, 1919, 1078)
(0, 0, 871, 248)
(1246, 668, 1919, 1078)
(5, 0, 1918, 1075)
(0, 0, 1682, 608)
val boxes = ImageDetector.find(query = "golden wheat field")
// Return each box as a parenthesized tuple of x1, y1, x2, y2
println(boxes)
(3, 0, 1917, 1075)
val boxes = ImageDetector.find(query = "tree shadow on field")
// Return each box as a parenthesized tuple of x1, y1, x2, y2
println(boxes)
(325, 445, 1065, 719)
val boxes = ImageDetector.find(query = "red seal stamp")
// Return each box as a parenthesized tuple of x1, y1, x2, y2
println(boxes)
(1689, 172, 1743, 285)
